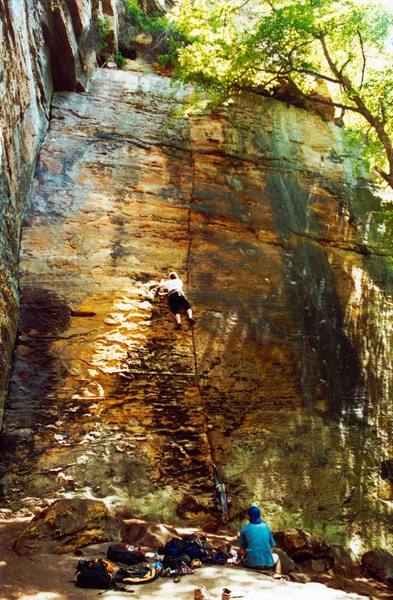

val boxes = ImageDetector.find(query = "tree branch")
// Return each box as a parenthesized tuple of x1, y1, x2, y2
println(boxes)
(250, 49, 341, 84)
(357, 28, 366, 89)
(236, 66, 360, 112)
(292, 67, 340, 85)
(219, 0, 254, 18)
(245, 63, 352, 108)
(380, 100, 387, 125)
(253, 38, 342, 85)
(339, 55, 352, 75)
(294, 86, 360, 113)
(318, 32, 393, 177)
(266, 0, 277, 12)
(374, 165, 393, 187)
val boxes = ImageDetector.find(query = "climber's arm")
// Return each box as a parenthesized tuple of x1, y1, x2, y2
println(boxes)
(157, 278, 168, 289)
(148, 278, 166, 290)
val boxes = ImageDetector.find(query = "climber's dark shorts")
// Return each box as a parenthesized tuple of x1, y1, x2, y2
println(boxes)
(168, 291, 191, 314)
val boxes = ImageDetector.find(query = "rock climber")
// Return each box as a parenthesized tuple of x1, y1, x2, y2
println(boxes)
(155, 271, 195, 330)
(237, 505, 283, 579)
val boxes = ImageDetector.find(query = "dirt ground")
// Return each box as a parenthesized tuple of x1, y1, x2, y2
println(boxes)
(1, 519, 393, 600)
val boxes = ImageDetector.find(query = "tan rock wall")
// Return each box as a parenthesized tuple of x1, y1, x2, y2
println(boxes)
(1, 68, 392, 551)
(0, 0, 97, 425)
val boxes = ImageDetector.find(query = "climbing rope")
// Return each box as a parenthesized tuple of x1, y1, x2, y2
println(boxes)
(212, 463, 231, 523)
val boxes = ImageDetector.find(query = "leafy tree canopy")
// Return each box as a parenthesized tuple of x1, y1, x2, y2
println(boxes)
(169, 0, 393, 189)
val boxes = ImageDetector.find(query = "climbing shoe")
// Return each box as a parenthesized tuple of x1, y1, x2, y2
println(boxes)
(188, 317, 196, 326)
(175, 323, 182, 330)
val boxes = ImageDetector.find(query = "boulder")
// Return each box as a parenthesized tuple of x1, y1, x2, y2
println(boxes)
(121, 519, 178, 549)
(274, 529, 328, 561)
(134, 32, 153, 46)
(328, 544, 358, 568)
(13, 498, 120, 555)
(310, 558, 330, 572)
(288, 572, 311, 584)
(275, 548, 296, 574)
(137, 523, 179, 549)
(307, 77, 336, 121)
(361, 548, 393, 585)
(121, 519, 148, 545)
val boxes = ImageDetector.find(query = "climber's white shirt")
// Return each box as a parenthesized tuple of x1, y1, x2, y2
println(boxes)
(160, 278, 184, 293)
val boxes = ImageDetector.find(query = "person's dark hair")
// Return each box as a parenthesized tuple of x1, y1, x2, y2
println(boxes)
(169, 271, 178, 280)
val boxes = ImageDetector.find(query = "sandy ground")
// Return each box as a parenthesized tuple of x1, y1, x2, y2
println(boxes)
(1, 519, 392, 600)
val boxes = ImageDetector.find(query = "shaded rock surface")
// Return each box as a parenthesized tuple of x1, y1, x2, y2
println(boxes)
(14, 498, 119, 555)
(362, 548, 393, 585)
(275, 528, 328, 560)
(275, 548, 296, 574)
(0, 67, 392, 552)
(328, 545, 358, 569)
(0, 0, 97, 425)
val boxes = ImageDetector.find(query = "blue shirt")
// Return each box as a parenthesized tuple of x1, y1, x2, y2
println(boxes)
(238, 522, 276, 567)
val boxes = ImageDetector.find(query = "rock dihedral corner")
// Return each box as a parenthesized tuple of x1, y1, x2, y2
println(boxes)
(0, 0, 98, 426)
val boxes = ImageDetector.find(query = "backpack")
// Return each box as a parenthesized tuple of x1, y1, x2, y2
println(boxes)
(162, 537, 187, 558)
(107, 543, 145, 565)
(163, 554, 191, 569)
(74, 559, 113, 589)
(183, 535, 210, 560)
(203, 551, 228, 565)
(114, 565, 159, 586)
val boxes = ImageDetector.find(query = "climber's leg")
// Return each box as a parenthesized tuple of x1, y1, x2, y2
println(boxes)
(186, 308, 196, 325)
(174, 313, 182, 330)
(272, 555, 283, 579)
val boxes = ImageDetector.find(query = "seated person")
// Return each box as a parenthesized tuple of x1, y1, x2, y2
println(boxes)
(238, 505, 282, 579)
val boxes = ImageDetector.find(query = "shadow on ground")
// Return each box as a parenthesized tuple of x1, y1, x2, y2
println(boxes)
(2, 519, 391, 600)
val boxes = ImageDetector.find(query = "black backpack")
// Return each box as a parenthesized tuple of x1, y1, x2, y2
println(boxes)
(163, 554, 191, 569)
(183, 535, 210, 560)
(74, 559, 113, 589)
(107, 543, 145, 565)
(162, 537, 187, 557)
(203, 550, 228, 565)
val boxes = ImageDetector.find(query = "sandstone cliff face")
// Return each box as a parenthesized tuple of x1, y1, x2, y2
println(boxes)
(0, 0, 97, 424)
(1, 66, 392, 551)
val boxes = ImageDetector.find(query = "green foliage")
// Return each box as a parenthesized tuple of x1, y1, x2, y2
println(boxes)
(157, 53, 171, 68)
(341, 127, 385, 177)
(96, 15, 111, 55)
(123, 0, 188, 68)
(125, 0, 170, 35)
(125, 0, 145, 28)
(171, 0, 393, 188)
(114, 52, 126, 68)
